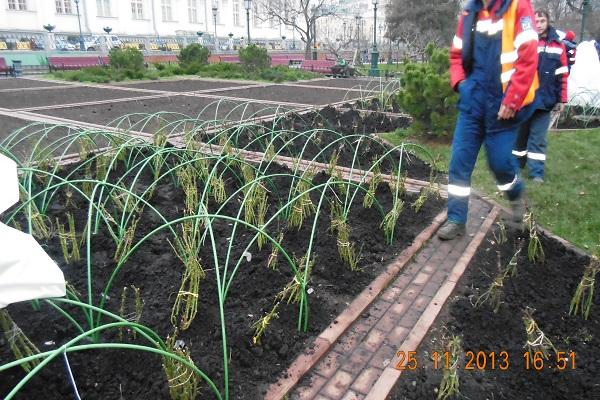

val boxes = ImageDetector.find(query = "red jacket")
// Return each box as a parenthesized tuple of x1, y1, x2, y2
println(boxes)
(450, 0, 539, 111)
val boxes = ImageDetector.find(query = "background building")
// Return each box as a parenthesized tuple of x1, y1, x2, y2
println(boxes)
(0, 0, 293, 45)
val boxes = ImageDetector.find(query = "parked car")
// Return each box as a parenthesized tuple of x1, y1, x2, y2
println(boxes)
(86, 35, 123, 51)
(54, 39, 77, 51)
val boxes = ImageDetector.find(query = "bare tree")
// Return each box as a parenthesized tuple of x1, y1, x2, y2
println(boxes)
(534, 0, 600, 39)
(322, 37, 353, 59)
(385, 0, 460, 57)
(255, 0, 336, 59)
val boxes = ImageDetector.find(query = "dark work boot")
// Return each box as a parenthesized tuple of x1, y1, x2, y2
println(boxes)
(510, 197, 526, 224)
(437, 221, 466, 240)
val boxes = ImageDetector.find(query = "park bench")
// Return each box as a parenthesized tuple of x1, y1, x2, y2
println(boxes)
(0, 57, 14, 76)
(16, 42, 31, 50)
(218, 55, 240, 63)
(300, 59, 336, 74)
(270, 54, 305, 67)
(47, 56, 102, 71)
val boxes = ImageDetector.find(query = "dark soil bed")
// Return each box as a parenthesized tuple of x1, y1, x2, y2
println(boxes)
(0, 151, 444, 399)
(226, 106, 426, 179)
(112, 79, 250, 92)
(0, 78, 69, 90)
(297, 78, 393, 91)
(216, 85, 357, 106)
(36, 95, 300, 128)
(1, 87, 149, 110)
(0, 115, 76, 161)
(390, 223, 598, 400)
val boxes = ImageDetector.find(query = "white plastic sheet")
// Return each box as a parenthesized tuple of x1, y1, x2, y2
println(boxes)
(0, 154, 66, 308)
(568, 40, 600, 107)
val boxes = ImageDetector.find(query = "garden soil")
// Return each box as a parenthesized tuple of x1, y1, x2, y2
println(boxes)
(0, 155, 444, 399)
(389, 225, 598, 400)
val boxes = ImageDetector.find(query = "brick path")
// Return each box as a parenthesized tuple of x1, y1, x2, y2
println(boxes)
(267, 197, 499, 400)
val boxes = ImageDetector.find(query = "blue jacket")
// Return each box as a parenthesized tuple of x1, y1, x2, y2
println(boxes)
(536, 26, 569, 110)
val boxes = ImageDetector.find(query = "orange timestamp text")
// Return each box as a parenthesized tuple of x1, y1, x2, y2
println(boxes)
(394, 350, 576, 371)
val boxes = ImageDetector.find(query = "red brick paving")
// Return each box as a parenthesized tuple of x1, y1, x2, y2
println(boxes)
(278, 198, 499, 400)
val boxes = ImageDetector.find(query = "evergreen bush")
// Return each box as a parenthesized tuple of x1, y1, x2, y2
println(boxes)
(178, 43, 210, 74)
(109, 47, 144, 71)
(239, 45, 271, 70)
(397, 43, 458, 138)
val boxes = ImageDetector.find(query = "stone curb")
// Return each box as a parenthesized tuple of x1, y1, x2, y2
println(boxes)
(264, 210, 447, 400)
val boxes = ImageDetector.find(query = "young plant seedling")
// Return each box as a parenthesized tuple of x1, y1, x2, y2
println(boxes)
(0, 310, 41, 372)
(492, 220, 508, 245)
(330, 201, 360, 271)
(523, 308, 557, 360)
(363, 161, 382, 209)
(118, 285, 145, 340)
(162, 330, 200, 400)
(524, 212, 545, 263)
(412, 172, 441, 213)
(326, 150, 340, 176)
(252, 303, 280, 345)
(56, 213, 81, 264)
(276, 255, 314, 304)
(569, 256, 600, 320)
(475, 252, 506, 313)
(114, 218, 140, 262)
(436, 335, 462, 400)
(170, 221, 206, 330)
(381, 199, 404, 245)
(267, 232, 284, 270)
(288, 171, 316, 230)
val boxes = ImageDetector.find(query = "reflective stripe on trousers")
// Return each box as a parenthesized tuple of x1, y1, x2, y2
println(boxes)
(448, 111, 523, 224)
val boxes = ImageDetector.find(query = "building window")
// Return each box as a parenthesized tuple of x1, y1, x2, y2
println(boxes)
(188, 0, 197, 23)
(233, 0, 240, 26)
(131, 0, 143, 19)
(55, 0, 73, 14)
(7, 0, 27, 11)
(161, 0, 173, 21)
(96, 0, 111, 16)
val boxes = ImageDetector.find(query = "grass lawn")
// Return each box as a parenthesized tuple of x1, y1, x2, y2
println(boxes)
(383, 128, 600, 252)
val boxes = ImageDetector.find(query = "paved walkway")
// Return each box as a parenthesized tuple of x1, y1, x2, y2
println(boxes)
(267, 198, 499, 400)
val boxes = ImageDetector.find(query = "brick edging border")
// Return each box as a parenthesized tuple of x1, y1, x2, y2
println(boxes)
(364, 205, 501, 400)
(264, 210, 448, 400)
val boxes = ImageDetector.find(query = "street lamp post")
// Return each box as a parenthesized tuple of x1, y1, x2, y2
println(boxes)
(74, 0, 85, 51)
(312, 7, 318, 60)
(212, 1, 219, 52)
(244, 0, 252, 45)
(343, 21, 347, 42)
(355, 15, 361, 51)
(369, 0, 379, 77)
(292, 16, 296, 50)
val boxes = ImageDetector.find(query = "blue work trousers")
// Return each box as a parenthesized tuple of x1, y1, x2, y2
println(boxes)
(514, 109, 550, 179)
(448, 111, 524, 224)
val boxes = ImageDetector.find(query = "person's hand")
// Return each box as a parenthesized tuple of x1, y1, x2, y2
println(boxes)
(554, 103, 566, 113)
(497, 104, 516, 120)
